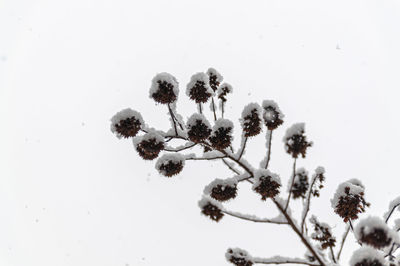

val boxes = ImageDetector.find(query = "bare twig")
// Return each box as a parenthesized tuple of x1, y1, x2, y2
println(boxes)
(222, 210, 288, 225)
(253, 257, 320, 266)
(301, 172, 319, 234)
(329, 247, 337, 264)
(198, 103, 202, 114)
(211, 97, 217, 121)
(284, 158, 297, 211)
(336, 224, 350, 261)
(222, 159, 241, 175)
(237, 136, 248, 161)
(385, 203, 400, 223)
(265, 130, 273, 169)
(164, 143, 197, 152)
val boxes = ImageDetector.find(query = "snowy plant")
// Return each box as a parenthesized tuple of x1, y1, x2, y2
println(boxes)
(111, 68, 400, 266)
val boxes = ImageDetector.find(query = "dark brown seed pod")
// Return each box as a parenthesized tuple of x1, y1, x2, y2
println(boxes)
(186, 113, 212, 143)
(252, 169, 281, 200)
(198, 197, 224, 222)
(262, 100, 284, 130)
(283, 123, 312, 159)
(155, 154, 185, 177)
(209, 119, 233, 150)
(218, 83, 233, 103)
(206, 67, 223, 92)
(225, 248, 253, 266)
(204, 178, 238, 202)
(110, 108, 143, 139)
(149, 73, 179, 104)
(291, 168, 309, 199)
(331, 180, 370, 222)
(241, 103, 262, 137)
(350, 247, 386, 266)
(309, 215, 336, 249)
(355, 216, 394, 249)
(134, 132, 165, 160)
(186, 72, 213, 103)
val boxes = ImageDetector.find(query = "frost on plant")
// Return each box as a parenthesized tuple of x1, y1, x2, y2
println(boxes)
(111, 68, 400, 266)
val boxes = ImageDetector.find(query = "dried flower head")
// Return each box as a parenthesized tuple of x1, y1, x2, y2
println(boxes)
(155, 154, 185, 177)
(186, 72, 213, 103)
(309, 215, 336, 249)
(186, 113, 212, 143)
(110, 108, 144, 139)
(310, 166, 325, 197)
(218, 83, 233, 103)
(355, 216, 397, 249)
(207, 67, 223, 92)
(134, 131, 165, 160)
(262, 100, 284, 130)
(226, 248, 254, 266)
(149, 73, 179, 104)
(350, 247, 386, 266)
(198, 197, 224, 222)
(283, 123, 312, 158)
(291, 168, 309, 199)
(209, 118, 234, 150)
(331, 180, 370, 222)
(252, 169, 281, 200)
(204, 178, 238, 202)
(241, 103, 263, 137)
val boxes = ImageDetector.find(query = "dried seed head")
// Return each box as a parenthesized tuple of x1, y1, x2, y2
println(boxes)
(350, 247, 386, 266)
(226, 248, 253, 266)
(283, 123, 312, 158)
(206, 67, 223, 92)
(218, 83, 233, 103)
(198, 197, 224, 222)
(309, 215, 336, 249)
(241, 103, 263, 137)
(186, 113, 212, 143)
(262, 100, 284, 130)
(310, 166, 326, 197)
(155, 154, 185, 177)
(204, 178, 238, 202)
(252, 169, 281, 200)
(355, 216, 397, 249)
(209, 118, 234, 150)
(186, 72, 213, 103)
(291, 168, 309, 199)
(110, 108, 144, 139)
(149, 73, 179, 104)
(134, 132, 165, 160)
(331, 180, 370, 222)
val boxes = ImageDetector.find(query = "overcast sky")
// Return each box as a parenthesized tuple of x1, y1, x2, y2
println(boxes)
(1, 0, 400, 265)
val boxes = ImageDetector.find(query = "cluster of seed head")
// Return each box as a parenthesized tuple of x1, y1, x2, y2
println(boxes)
(210, 183, 237, 202)
(135, 135, 165, 160)
(284, 128, 312, 158)
(291, 168, 309, 199)
(241, 105, 262, 137)
(262, 102, 284, 130)
(309, 216, 336, 249)
(199, 199, 224, 222)
(253, 174, 281, 200)
(226, 249, 254, 266)
(209, 125, 233, 150)
(334, 186, 370, 222)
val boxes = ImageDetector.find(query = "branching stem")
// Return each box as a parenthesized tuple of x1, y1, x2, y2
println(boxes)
(285, 158, 297, 211)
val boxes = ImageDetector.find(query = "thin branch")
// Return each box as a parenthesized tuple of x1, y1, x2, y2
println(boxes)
(237, 136, 248, 161)
(301, 173, 319, 234)
(329, 247, 337, 264)
(164, 143, 197, 152)
(222, 159, 241, 175)
(221, 101, 225, 118)
(336, 224, 350, 261)
(385, 203, 400, 223)
(198, 103, 202, 114)
(265, 130, 273, 169)
(168, 104, 179, 136)
(211, 97, 217, 121)
(273, 199, 326, 266)
(222, 210, 288, 225)
(284, 158, 297, 211)
(253, 257, 320, 266)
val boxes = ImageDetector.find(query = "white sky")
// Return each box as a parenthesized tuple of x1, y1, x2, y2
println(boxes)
(1, 0, 400, 265)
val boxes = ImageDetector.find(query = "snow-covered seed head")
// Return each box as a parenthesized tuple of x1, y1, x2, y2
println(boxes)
(209, 118, 234, 150)
(252, 169, 281, 200)
(291, 168, 309, 199)
(198, 197, 224, 222)
(331, 180, 370, 222)
(110, 108, 144, 139)
(311, 167, 326, 197)
(226, 248, 253, 266)
(186, 113, 212, 143)
(241, 103, 263, 137)
(149, 73, 179, 104)
(350, 247, 386, 266)
(134, 132, 165, 160)
(186, 72, 213, 103)
(355, 216, 396, 249)
(155, 154, 185, 177)
(309, 216, 336, 249)
(283, 123, 312, 158)
(218, 83, 233, 103)
(204, 178, 238, 202)
(262, 100, 284, 130)
(207, 67, 223, 92)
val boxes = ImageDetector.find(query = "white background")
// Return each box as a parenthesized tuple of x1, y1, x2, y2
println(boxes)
(1, 0, 400, 265)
